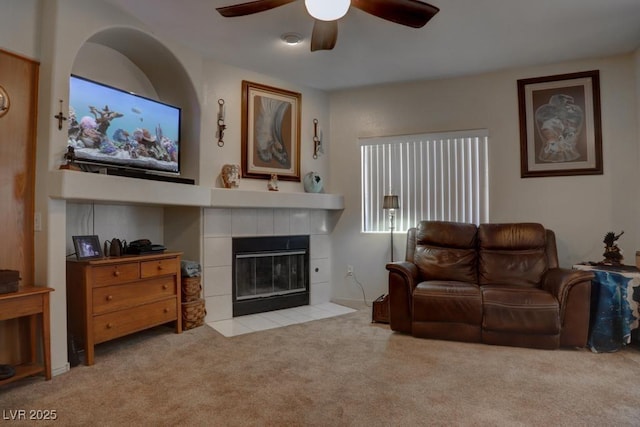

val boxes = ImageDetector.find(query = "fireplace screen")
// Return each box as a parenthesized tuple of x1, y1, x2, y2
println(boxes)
(235, 251, 306, 300)
(232, 235, 310, 316)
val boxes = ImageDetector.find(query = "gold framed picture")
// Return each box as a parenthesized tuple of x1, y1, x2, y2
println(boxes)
(241, 80, 301, 181)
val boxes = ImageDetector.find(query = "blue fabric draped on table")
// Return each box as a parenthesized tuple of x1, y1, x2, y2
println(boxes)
(574, 264, 640, 353)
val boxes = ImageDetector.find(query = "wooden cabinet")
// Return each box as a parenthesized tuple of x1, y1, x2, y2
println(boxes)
(0, 48, 39, 369)
(66, 252, 182, 365)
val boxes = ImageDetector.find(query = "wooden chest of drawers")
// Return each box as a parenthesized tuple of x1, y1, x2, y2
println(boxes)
(66, 252, 182, 365)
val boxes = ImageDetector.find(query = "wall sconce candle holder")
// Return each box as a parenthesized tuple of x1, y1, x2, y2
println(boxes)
(217, 98, 226, 147)
(312, 118, 323, 159)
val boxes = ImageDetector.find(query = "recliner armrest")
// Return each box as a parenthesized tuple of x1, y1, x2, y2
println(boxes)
(386, 261, 419, 333)
(542, 267, 594, 347)
(541, 267, 594, 307)
(386, 261, 419, 290)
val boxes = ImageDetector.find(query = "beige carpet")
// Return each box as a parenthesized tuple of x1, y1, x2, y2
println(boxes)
(2, 308, 640, 426)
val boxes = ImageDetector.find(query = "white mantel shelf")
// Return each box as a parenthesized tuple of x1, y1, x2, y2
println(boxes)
(210, 188, 343, 210)
(48, 170, 344, 210)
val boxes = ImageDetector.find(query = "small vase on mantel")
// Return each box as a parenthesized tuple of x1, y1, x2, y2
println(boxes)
(303, 171, 323, 193)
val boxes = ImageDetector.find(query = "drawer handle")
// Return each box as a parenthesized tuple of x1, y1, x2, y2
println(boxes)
(162, 285, 168, 290)
(157, 265, 164, 271)
(106, 323, 114, 329)
(106, 295, 113, 301)
(113, 270, 120, 277)
(163, 308, 169, 313)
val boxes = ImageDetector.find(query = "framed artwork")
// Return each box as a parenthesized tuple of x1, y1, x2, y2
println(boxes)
(517, 70, 602, 178)
(241, 80, 301, 181)
(72, 235, 103, 260)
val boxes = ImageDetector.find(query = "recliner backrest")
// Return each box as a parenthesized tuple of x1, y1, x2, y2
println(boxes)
(478, 223, 548, 287)
(412, 220, 478, 283)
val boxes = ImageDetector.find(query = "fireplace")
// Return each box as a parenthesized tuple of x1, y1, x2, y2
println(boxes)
(232, 235, 310, 317)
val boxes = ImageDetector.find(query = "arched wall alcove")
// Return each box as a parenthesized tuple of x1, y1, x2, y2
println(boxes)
(74, 26, 201, 182)
(63, 24, 205, 267)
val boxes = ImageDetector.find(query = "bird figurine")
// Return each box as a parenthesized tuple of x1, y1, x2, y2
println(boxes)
(601, 231, 624, 265)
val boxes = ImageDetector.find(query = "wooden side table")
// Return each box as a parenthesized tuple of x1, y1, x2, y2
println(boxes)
(0, 286, 54, 385)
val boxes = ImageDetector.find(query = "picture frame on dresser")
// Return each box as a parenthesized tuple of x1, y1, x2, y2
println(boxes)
(517, 70, 603, 178)
(241, 80, 301, 182)
(72, 235, 103, 260)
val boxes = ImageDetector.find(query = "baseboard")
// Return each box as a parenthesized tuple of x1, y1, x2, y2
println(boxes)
(52, 363, 70, 377)
(331, 298, 368, 310)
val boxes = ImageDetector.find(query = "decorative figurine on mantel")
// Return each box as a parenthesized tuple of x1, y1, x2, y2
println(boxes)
(267, 173, 279, 191)
(601, 231, 624, 266)
(59, 146, 81, 171)
(220, 164, 240, 189)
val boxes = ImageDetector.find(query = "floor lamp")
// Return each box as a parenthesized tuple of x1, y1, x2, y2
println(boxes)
(383, 195, 399, 262)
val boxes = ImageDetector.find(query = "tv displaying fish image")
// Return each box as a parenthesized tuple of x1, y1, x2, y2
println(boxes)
(68, 75, 181, 174)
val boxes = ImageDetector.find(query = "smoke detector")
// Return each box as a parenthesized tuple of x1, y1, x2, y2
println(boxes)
(281, 32, 303, 45)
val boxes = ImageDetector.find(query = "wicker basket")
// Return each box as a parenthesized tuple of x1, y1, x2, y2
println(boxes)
(372, 294, 389, 324)
(182, 298, 206, 330)
(181, 276, 202, 302)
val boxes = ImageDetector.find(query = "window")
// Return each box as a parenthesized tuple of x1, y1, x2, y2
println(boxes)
(360, 129, 489, 233)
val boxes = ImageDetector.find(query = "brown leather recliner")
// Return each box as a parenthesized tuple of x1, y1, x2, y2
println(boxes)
(386, 221, 594, 349)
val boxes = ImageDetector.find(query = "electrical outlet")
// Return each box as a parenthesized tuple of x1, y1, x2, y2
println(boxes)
(347, 265, 354, 276)
(34, 212, 42, 232)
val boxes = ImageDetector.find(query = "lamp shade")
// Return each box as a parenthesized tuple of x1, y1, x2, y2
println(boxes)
(382, 195, 399, 210)
(305, 0, 350, 21)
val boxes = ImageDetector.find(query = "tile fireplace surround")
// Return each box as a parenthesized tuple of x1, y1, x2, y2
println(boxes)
(203, 207, 334, 323)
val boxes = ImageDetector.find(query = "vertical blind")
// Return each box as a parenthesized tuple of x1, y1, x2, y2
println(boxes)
(360, 130, 489, 233)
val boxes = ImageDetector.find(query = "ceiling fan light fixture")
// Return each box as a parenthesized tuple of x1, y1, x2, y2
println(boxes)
(304, 0, 350, 22)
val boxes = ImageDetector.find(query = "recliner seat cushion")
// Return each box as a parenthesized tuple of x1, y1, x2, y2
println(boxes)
(413, 281, 482, 324)
(482, 286, 560, 335)
(479, 223, 548, 287)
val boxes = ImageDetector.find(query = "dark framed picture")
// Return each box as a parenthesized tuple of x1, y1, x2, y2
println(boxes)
(241, 80, 301, 182)
(517, 70, 603, 178)
(72, 235, 103, 260)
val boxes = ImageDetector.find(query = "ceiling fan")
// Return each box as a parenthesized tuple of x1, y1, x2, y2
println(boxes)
(216, 0, 440, 51)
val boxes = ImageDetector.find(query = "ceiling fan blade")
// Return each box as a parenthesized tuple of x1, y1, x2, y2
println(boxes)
(351, 0, 439, 28)
(310, 20, 338, 51)
(216, 0, 297, 17)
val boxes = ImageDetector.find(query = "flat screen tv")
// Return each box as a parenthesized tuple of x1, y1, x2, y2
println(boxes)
(68, 75, 181, 174)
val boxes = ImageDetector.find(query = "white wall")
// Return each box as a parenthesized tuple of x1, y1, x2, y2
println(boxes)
(329, 54, 640, 304)
(0, 0, 40, 58)
(200, 60, 331, 192)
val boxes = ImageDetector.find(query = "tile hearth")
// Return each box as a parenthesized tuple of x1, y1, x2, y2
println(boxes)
(207, 303, 355, 337)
